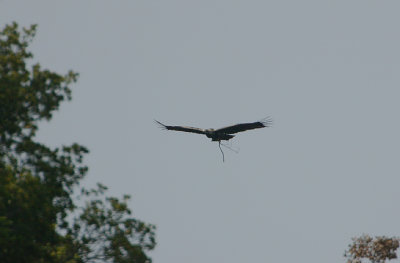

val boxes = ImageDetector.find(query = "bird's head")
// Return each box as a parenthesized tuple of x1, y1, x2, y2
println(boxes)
(205, 128, 215, 135)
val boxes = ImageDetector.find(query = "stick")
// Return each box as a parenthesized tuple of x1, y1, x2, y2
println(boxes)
(218, 141, 225, 162)
(221, 142, 240, 153)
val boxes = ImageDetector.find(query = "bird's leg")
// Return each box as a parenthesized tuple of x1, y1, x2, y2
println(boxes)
(218, 141, 225, 162)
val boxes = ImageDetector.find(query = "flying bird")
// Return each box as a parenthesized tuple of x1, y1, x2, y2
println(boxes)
(155, 117, 272, 162)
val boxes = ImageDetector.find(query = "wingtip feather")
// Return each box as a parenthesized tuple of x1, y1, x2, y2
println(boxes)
(260, 116, 273, 127)
(154, 120, 167, 130)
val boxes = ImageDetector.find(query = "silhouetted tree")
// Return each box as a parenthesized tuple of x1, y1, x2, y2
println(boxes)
(0, 22, 155, 263)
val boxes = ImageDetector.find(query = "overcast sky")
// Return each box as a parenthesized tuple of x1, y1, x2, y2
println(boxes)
(1, 1, 400, 262)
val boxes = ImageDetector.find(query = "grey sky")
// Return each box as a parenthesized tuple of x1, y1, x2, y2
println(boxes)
(1, 1, 400, 262)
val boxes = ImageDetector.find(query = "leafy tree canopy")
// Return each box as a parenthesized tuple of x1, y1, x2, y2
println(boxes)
(0, 22, 155, 263)
(345, 235, 399, 263)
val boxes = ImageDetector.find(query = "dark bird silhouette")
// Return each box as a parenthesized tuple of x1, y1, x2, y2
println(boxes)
(155, 117, 272, 161)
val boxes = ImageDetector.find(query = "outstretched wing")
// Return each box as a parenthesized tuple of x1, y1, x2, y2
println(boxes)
(155, 120, 206, 135)
(215, 117, 272, 134)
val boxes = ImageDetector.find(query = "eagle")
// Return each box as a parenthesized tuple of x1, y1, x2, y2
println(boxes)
(155, 117, 272, 161)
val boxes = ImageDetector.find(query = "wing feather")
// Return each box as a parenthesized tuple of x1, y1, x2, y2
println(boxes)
(215, 117, 272, 134)
(155, 120, 205, 135)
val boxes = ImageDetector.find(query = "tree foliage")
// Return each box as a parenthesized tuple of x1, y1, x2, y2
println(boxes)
(345, 235, 400, 263)
(0, 22, 155, 263)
